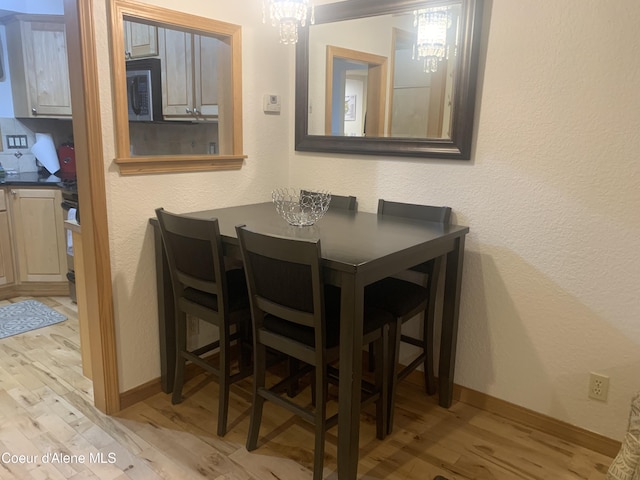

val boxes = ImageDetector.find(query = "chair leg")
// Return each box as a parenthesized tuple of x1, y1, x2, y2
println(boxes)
(247, 343, 267, 451)
(217, 325, 231, 437)
(310, 369, 317, 407)
(238, 318, 253, 377)
(374, 326, 388, 440)
(387, 319, 402, 436)
(423, 307, 437, 396)
(368, 343, 375, 371)
(424, 258, 443, 396)
(312, 363, 327, 480)
(287, 357, 300, 398)
(172, 310, 187, 404)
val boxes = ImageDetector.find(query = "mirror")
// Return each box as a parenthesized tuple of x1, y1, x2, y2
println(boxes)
(110, 0, 245, 174)
(295, 0, 484, 160)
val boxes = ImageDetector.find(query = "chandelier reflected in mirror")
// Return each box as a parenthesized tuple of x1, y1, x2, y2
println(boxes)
(263, 0, 315, 45)
(413, 6, 451, 73)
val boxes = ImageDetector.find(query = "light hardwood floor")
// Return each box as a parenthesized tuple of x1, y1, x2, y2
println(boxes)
(0, 296, 614, 479)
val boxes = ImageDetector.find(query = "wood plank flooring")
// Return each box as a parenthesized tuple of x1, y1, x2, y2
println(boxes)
(0, 296, 614, 479)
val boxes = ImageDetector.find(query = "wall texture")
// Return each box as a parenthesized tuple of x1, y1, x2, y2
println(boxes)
(290, 0, 640, 441)
(91, 0, 639, 442)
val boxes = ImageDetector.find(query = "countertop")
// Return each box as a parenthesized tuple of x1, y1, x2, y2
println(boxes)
(0, 171, 67, 187)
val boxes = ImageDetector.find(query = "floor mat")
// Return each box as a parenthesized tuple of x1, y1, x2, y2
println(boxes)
(0, 300, 67, 339)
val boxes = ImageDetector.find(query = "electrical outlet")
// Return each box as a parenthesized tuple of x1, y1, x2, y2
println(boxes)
(588, 373, 609, 401)
(6, 135, 27, 149)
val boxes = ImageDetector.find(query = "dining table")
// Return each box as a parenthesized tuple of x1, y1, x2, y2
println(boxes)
(149, 201, 469, 480)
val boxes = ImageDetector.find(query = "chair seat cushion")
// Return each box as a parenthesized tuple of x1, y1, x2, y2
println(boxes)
(365, 277, 428, 318)
(183, 268, 249, 313)
(263, 285, 392, 348)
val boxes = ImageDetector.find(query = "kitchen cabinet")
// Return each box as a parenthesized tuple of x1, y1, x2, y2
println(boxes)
(124, 20, 158, 59)
(5, 15, 72, 118)
(9, 188, 67, 283)
(0, 190, 15, 287)
(158, 28, 220, 120)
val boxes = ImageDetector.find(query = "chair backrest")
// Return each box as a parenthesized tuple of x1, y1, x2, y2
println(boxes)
(235, 225, 327, 356)
(377, 199, 452, 277)
(302, 190, 357, 211)
(377, 199, 451, 225)
(155, 208, 228, 311)
(329, 193, 357, 211)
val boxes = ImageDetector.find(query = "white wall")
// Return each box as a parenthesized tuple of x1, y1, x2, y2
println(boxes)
(91, 0, 640, 443)
(291, 0, 640, 441)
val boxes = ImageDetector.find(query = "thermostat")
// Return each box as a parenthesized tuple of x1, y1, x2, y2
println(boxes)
(263, 94, 281, 113)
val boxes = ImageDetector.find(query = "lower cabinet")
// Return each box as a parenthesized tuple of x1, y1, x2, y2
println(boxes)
(10, 188, 67, 283)
(0, 187, 69, 299)
(0, 191, 15, 287)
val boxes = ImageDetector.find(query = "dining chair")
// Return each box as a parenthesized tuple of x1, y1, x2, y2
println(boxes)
(301, 190, 357, 211)
(291, 190, 356, 395)
(155, 208, 252, 437)
(236, 225, 392, 480)
(366, 199, 452, 434)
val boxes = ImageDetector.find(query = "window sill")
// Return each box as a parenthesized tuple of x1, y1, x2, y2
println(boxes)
(114, 154, 246, 175)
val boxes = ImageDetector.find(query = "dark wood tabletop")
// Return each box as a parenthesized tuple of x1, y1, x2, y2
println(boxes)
(150, 202, 469, 480)
(182, 202, 468, 275)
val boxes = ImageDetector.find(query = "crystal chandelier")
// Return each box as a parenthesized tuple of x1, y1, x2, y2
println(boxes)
(263, 0, 315, 45)
(413, 6, 450, 73)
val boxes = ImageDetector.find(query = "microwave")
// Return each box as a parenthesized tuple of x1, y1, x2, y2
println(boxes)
(126, 58, 163, 122)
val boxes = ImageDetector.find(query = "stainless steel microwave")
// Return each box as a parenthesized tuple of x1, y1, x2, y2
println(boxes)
(126, 58, 163, 122)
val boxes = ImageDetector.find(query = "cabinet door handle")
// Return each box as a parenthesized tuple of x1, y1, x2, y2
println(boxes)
(193, 108, 199, 115)
(185, 108, 192, 114)
(31, 108, 37, 116)
(10, 190, 17, 196)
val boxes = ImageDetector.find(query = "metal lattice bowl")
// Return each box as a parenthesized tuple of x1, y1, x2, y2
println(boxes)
(272, 188, 331, 226)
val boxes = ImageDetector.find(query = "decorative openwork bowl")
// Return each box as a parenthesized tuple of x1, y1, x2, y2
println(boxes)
(272, 188, 331, 226)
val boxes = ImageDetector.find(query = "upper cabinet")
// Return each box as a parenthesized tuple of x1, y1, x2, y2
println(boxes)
(158, 28, 220, 121)
(124, 20, 158, 59)
(4, 15, 72, 118)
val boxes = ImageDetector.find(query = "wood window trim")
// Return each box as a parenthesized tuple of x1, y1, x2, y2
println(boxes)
(114, 154, 247, 175)
(109, 0, 245, 175)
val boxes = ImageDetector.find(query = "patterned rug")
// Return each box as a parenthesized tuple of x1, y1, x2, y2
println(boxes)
(0, 300, 67, 339)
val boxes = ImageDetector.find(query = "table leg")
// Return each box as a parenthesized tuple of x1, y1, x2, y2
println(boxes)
(438, 234, 466, 408)
(337, 274, 364, 480)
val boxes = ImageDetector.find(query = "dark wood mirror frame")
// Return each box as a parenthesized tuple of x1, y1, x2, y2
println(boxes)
(295, 0, 484, 160)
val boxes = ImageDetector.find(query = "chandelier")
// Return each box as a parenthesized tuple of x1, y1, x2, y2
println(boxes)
(263, 0, 315, 45)
(413, 6, 450, 73)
